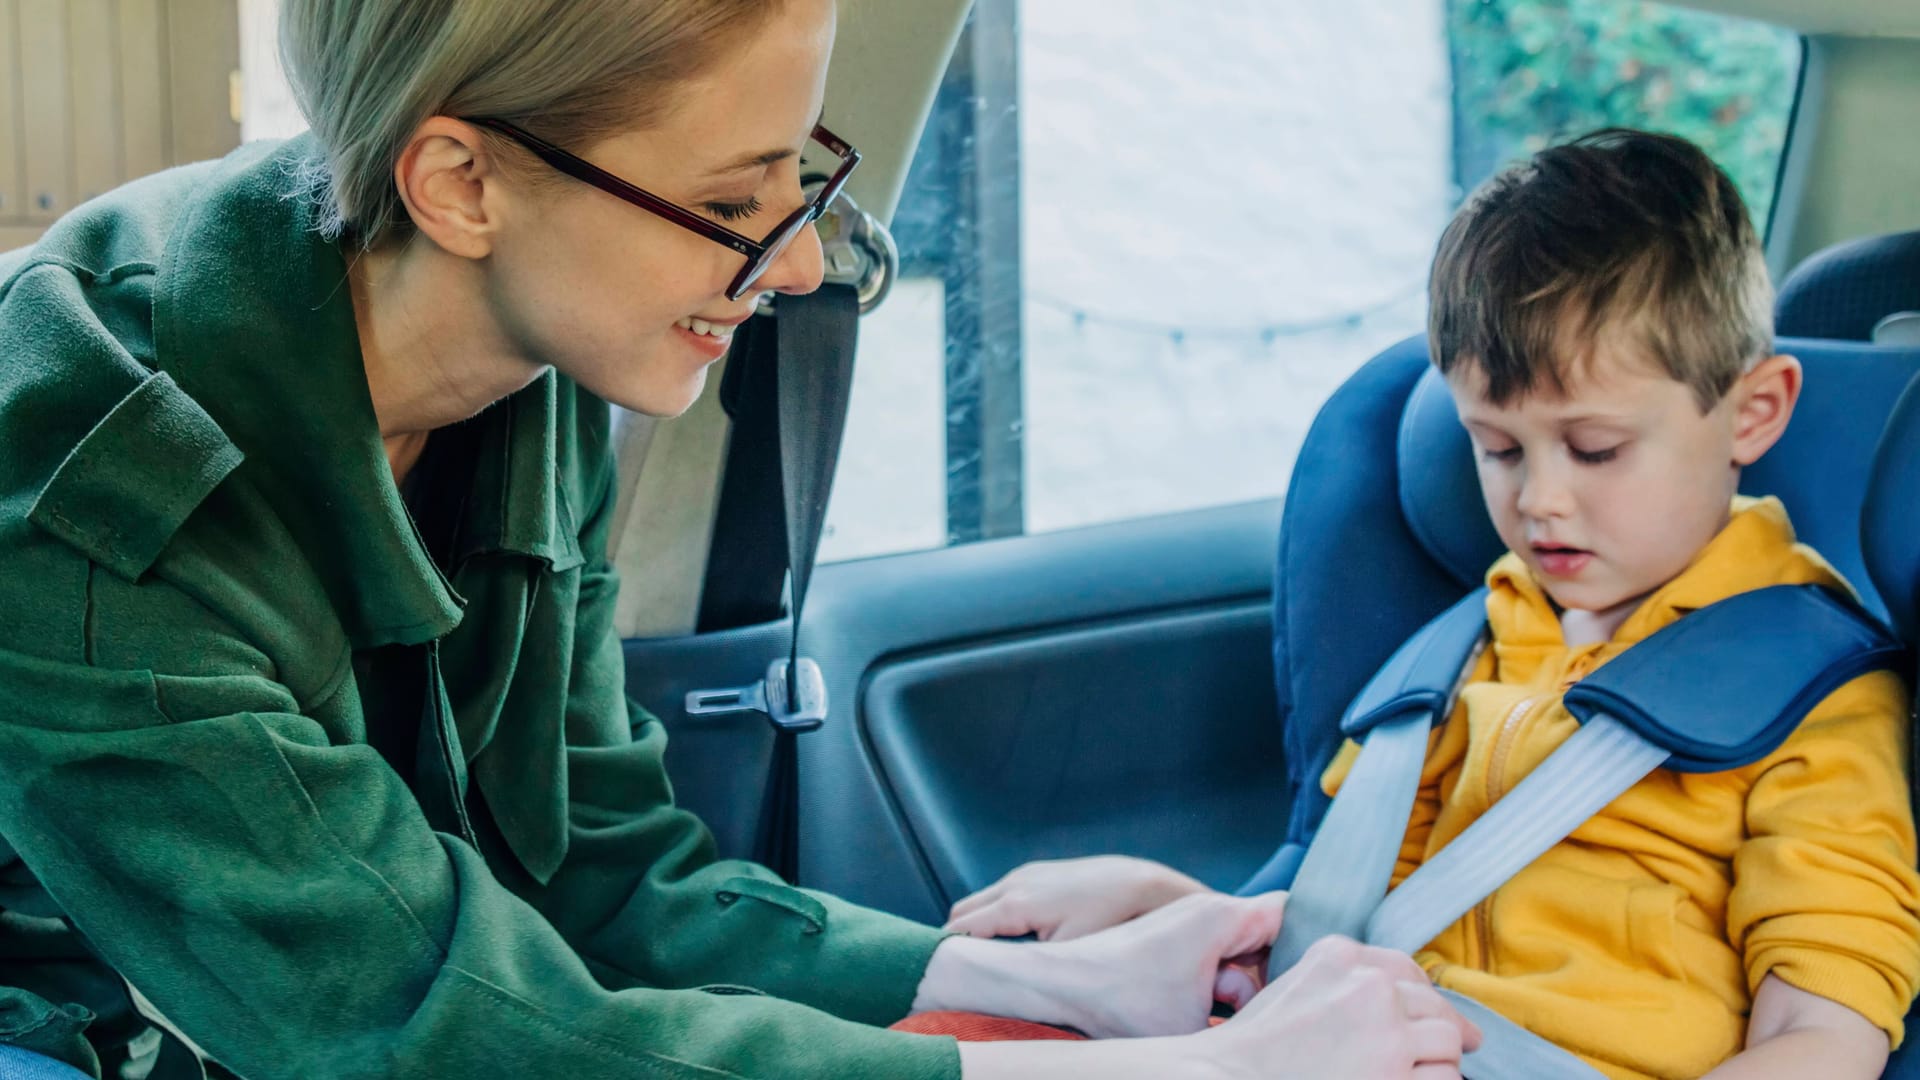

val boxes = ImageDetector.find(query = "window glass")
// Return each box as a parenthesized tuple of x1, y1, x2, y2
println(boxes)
(817, 0, 1803, 563)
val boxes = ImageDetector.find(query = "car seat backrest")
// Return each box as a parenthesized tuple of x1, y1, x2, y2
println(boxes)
(1265, 334, 1920, 888)
(1776, 229, 1920, 342)
(1266, 336, 1475, 881)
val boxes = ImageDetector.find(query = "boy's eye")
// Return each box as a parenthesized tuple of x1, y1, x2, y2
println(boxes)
(1481, 446, 1522, 464)
(1571, 445, 1621, 465)
(705, 195, 764, 222)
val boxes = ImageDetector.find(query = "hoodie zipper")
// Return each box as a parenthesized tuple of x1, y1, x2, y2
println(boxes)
(1467, 692, 1539, 971)
(1462, 648, 1602, 971)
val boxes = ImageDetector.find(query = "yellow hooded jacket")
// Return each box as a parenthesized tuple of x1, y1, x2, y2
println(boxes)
(1324, 497, 1920, 1080)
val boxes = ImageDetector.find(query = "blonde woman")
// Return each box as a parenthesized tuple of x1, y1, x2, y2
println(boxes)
(0, 2, 1473, 1077)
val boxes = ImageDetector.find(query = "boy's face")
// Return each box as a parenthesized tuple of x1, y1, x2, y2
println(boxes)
(1447, 336, 1800, 618)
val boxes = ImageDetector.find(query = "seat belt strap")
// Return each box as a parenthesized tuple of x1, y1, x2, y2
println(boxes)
(1439, 990, 1608, 1080)
(774, 284, 861, 687)
(1364, 714, 1667, 954)
(1266, 710, 1611, 1079)
(755, 283, 861, 882)
(682, 285, 861, 884)
(1265, 712, 1434, 974)
(1268, 589, 1491, 976)
(698, 314, 787, 632)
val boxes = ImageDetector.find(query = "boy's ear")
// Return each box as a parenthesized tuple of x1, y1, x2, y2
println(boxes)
(1730, 354, 1802, 467)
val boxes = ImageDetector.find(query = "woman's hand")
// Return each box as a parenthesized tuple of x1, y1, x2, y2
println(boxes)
(918, 891, 1282, 1038)
(954, 935, 1480, 1080)
(1038, 890, 1288, 1037)
(1199, 936, 1480, 1079)
(946, 855, 1212, 941)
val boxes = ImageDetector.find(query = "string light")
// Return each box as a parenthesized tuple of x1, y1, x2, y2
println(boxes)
(1028, 281, 1427, 346)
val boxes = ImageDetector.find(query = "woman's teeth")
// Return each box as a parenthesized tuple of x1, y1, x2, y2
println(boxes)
(677, 316, 732, 339)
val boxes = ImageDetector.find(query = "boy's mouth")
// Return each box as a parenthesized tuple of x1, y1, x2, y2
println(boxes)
(1531, 543, 1594, 577)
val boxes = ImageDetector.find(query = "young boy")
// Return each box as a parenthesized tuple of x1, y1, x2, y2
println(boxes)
(945, 130, 1920, 1079)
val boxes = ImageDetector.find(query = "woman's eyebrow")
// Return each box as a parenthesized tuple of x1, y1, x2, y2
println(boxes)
(703, 110, 828, 177)
(707, 146, 797, 176)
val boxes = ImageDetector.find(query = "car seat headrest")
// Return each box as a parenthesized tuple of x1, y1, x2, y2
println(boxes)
(1397, 365, 1504, 589)
(1777, 230, 1920, 342)
(1394, 337, 1920, 630)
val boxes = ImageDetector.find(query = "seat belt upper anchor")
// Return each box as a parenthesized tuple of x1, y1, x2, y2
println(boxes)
(685, 657, 828, 734)
(758, 182, 897, 317)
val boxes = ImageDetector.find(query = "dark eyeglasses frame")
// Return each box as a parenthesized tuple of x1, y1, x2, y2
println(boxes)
(463, 116, 861, 301)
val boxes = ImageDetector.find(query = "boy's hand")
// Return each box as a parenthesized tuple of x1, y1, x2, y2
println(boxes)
(946, 855, 1214, 941)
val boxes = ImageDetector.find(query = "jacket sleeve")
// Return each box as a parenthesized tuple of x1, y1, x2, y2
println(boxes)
(1731, 669, 1920, 1047)
(489, 434, 957, 1025)
(0, 591, 958, 1080)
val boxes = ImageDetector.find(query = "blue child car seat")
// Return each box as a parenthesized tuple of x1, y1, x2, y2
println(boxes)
(1252, 332, 1920, 1074)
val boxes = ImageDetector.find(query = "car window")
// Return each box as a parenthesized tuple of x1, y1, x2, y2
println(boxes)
(820, 0, 1803, 564)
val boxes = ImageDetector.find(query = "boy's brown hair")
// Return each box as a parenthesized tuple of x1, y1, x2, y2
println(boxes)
(1429, 128, 1774, 412)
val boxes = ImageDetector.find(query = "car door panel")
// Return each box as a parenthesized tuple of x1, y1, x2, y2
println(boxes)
(622, 498, 1286, 925)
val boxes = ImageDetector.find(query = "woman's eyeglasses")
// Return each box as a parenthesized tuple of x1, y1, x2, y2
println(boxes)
(464, 116, 861, 301)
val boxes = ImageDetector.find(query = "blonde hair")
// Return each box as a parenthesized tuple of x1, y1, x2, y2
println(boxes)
(278, 0, 785, 248)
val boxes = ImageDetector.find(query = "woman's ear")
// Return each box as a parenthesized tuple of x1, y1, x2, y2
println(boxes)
(1730, 354, 1803, 467)
(390, 117, 504, 260)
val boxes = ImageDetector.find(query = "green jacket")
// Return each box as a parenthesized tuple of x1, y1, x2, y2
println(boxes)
(0, 135, 959, 1080)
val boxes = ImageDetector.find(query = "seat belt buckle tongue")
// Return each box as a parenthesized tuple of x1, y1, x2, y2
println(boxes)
(685, 657, 828, 733)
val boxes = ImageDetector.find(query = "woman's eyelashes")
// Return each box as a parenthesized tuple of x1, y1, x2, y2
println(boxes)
(704, 194, 764, 222)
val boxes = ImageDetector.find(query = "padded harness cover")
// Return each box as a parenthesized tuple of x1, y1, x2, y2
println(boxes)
(1341, 588, 1489, 740)
(1343, 584, 1902, 772)
(1564, 586, 1906, 771)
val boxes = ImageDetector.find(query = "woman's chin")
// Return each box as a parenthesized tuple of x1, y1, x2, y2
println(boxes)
(605, 368, 710, 419)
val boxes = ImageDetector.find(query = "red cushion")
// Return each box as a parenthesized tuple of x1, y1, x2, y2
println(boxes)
(889, 1011, 1088, 1041)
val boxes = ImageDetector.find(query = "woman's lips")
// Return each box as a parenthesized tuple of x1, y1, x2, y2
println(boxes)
(673, 321, 734, 361)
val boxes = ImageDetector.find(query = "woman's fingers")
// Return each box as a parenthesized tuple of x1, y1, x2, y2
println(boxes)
(1204, 936, 1483, 1079)
(946, 879, 1008, 924)
(1360, 942, 1432, 985)
(1396, 980, 1480, 1052)
(1407, 1016, 1468, 1067)
(945, 906, 1034, 940)
(1206, 891, 1288, 962)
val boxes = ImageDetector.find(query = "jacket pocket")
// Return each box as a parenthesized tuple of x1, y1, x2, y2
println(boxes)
(1626, 881, 1688, 983)
(715, 876, 827, 936)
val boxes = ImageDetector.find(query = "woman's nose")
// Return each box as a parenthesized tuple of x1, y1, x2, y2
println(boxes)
(757, 218, 827, 297)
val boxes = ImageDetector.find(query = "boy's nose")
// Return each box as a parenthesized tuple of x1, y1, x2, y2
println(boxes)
(1516, 466, 1575, 520)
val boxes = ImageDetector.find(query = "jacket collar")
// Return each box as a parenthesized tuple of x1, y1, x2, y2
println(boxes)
(150, 135, 578, 649)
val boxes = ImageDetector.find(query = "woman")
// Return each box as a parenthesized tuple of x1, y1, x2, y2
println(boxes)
(0, 1, 1474, 1077)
